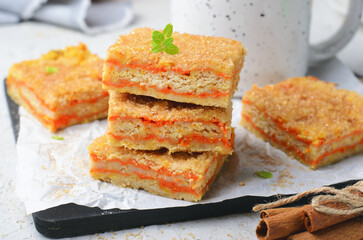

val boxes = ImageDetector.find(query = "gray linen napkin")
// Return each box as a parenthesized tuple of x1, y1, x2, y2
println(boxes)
(0, 0, 46, 22)
(0, 0, 133, 34)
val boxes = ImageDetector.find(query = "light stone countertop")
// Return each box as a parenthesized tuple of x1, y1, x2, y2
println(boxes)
(0, 0, 362, 239)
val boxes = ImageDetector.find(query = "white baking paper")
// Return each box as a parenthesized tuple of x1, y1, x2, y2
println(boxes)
(15, 58, 363, 215)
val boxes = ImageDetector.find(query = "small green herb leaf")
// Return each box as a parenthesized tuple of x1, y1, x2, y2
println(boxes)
(150, 24, 179, 55)
(164, 44, 179, 55)
(152, 31, 165, 44)
(163, 23, 173, 38)
(163, 37, 173, 47)
(150, 40, 159, 48)
(151, 45, 164, 53)
(255, 171, 273, 179)
(51, 135, 64, 140)
(46, 66, 58, 74)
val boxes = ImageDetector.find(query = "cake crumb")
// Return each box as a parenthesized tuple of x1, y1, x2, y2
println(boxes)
(272, 168, 294, 188)
(239, 181, 245, 186)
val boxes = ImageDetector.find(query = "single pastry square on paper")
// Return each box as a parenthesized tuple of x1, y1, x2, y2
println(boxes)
(106, 91, 234, 154)
(7, 43, 109, 132)
(241, 76, 363, 169)
(89, 135, 228, 202)
(102, 27, 246, 108)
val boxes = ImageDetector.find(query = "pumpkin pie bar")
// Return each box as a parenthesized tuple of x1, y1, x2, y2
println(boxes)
(7, 43, 108, 132)
(102, 28, 246, 108)
(107, 92, 234, 154)
(241, 76, 363, 169)
(89, 135, 228, 201)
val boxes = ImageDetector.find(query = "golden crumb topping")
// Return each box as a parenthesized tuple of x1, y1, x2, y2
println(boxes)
(106, 28, 246, 77)
(89, 135, 223, 176)
(8, 43, 105, 109)
(243, 76, 363, 143)
(109, 92, 232, 123)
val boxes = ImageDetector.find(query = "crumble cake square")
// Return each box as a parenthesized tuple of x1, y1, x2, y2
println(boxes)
(107, 91, 234, 154)
(102, 27, 246, 108)
(89, 135, 228, 201)
(7, 43, 108, 132)
(241, 76, 363, 169)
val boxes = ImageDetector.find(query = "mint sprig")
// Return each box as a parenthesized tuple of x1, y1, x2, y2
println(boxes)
(255, 171, 273, 179)
(151, 24, 179, 55)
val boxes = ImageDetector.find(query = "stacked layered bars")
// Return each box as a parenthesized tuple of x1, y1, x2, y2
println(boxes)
(241, 76, 363, 169)
(89, 28, 246, 201)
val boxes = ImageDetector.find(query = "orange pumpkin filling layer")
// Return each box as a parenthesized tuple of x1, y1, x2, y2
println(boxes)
(108, 115, 228, 132)
(10, 77, 108, 111)
(106, 58, 234, 80)
(108, 115, 231, 149)
(103, 61, 230, 99)
(103, 79, 229, 99)
(242, 114, 363, 165)
(242, 99, 363, 147)
(12, 80, 108, 132)
(108, 132, 232, 150)
(90, 154, 220, 195)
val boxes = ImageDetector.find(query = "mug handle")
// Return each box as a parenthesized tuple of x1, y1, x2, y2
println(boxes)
(309, 0, 362, 65)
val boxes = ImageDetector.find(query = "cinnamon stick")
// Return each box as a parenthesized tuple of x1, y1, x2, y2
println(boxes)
(287, 218, 363, 240)
(260, 207, 293, 218)
(256, 205, 310, 240)
(303, 202, 359, 232)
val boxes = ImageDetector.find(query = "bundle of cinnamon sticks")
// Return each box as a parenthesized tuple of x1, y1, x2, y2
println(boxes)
(255, 201, 363, 240)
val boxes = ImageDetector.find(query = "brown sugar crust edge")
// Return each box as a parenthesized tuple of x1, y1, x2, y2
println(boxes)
(106, 27, 246, 78)
(108, 92, 232, 123)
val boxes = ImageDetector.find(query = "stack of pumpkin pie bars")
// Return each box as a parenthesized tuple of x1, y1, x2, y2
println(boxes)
(89, 28, 246, 201)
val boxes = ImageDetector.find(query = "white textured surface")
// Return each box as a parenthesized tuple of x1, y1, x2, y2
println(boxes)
(0, 0, 362, 239)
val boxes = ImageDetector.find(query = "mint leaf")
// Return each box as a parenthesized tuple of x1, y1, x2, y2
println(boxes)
(52, 135, 64, 140)
(163, 23, 173, 38)
(152, 31, 165, 44)
(151, 45, 164, 53)
(150, 24, 179, 55)
(46, 66, 58, 74)
(163, 37, 173, 47)
(150, 40, 159, 48)
(255, 171, 273, 179)
(164, 44, 179, 55)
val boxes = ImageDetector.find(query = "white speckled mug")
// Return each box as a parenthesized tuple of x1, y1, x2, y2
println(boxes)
(171, 0, 362, 96)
